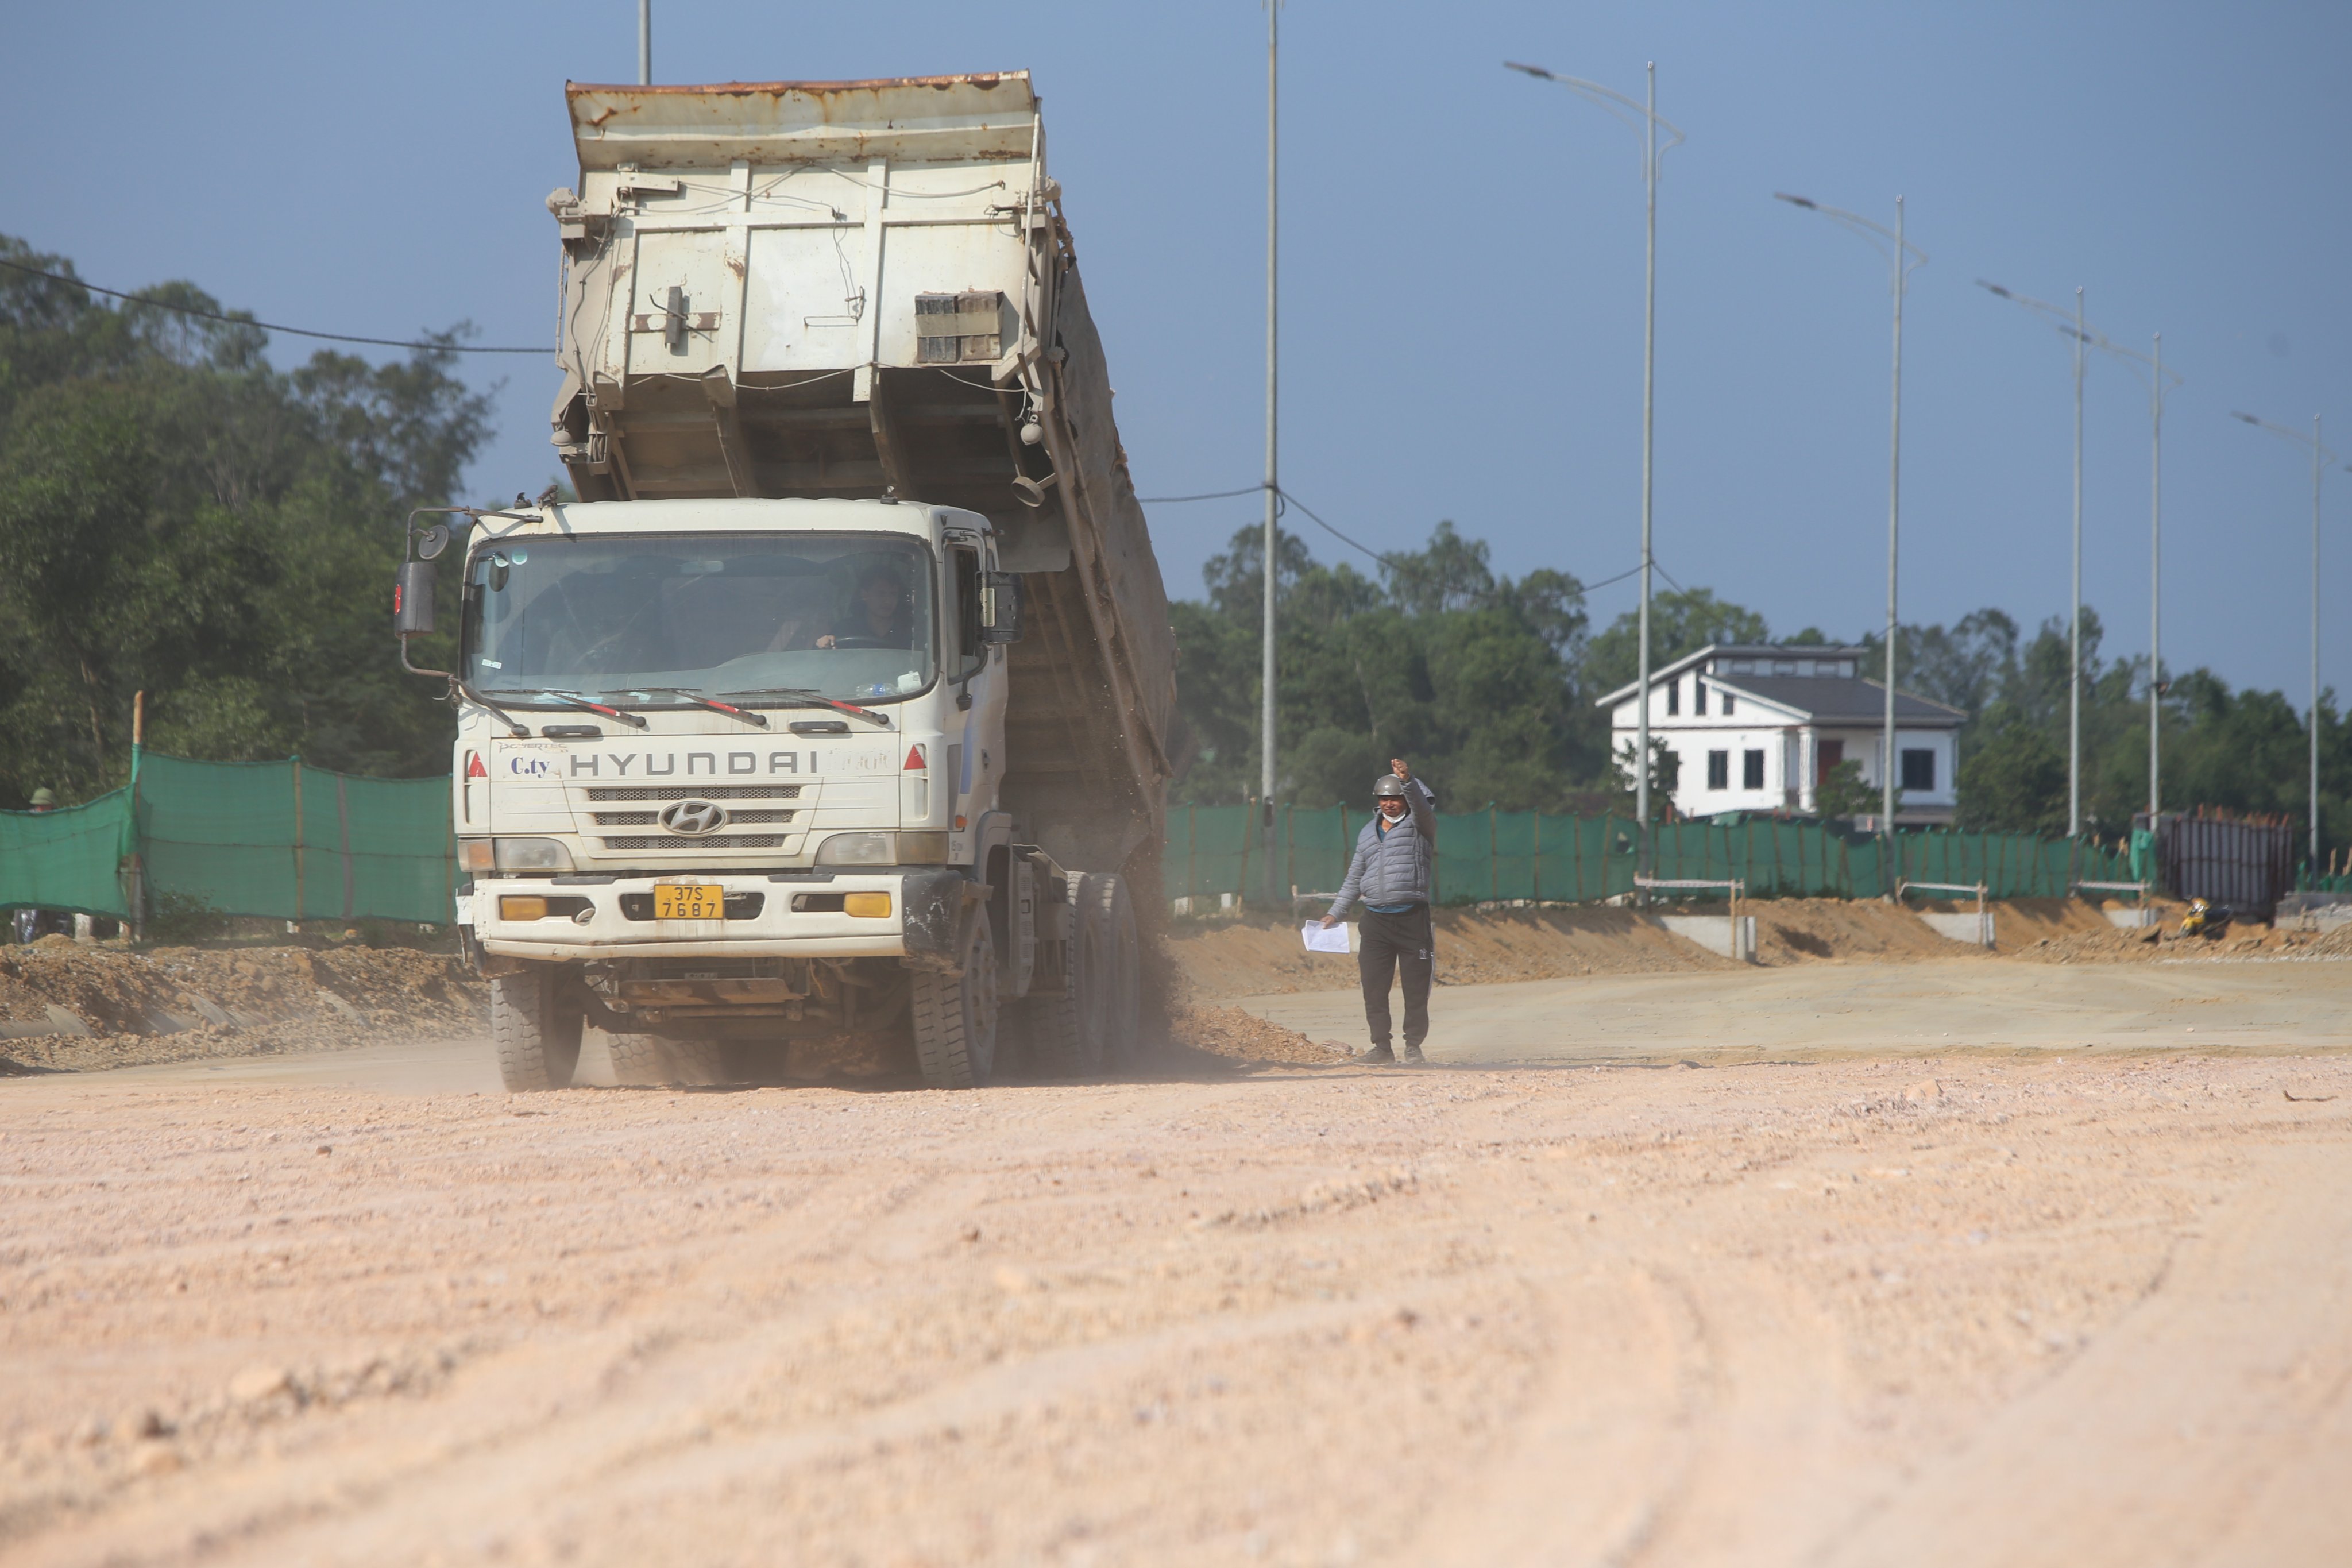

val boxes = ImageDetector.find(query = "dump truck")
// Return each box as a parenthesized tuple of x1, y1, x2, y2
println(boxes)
(395, 74, 1177, 1091)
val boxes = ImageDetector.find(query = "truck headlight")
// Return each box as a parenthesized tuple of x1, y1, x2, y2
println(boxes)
(813, 831, 949, 866)
(813, 832, 892, 866)
(458, 839, 495, 873)
(493, 837, 576, 874)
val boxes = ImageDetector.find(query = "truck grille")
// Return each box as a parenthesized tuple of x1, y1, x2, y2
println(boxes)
(592, 809, 794, 827)
(586, 785, 801, 801)
(598, 834, 787, 851)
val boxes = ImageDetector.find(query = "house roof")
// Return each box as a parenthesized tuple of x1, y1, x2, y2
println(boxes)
(1721, 677, 1964, 725)
(1594, 642, 1965, 725)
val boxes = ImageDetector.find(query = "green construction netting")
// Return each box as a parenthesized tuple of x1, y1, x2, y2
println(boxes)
(0, 790, 136, 918)
(6, 755, 2126, 928)
(0, 753, 455, 925)
(1163, 805, 2130, 905)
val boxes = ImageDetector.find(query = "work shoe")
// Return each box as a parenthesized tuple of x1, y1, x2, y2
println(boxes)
(1401, 1044, 1426, 1065)
(1359, 1044, 1396, 1065)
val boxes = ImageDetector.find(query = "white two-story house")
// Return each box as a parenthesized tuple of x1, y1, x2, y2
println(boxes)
(1597, 643, 1965, 825)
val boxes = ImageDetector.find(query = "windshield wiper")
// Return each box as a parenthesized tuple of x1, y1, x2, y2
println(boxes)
(717, 687, 891, 727)
(483, 689, 650, 730)
(625, 688, 769, 728)
(457, 682, 531, 738)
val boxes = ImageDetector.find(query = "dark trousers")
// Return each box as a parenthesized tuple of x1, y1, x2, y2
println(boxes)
(1357, 905, 1433, 1049)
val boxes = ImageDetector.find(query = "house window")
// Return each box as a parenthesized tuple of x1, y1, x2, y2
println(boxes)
(1722, 692, 1735, 715)
(1706, 750, 1729, 790)
(1665, 679, 1679, 716)
(1901, 748, 1936, 792)
(1694, 681, 1707, 715)
(1743, 750, 1766, 790)
(1816, 737, 1845, 785)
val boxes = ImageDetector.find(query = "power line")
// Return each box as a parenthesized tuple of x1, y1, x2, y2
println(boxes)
(1149, 476, 1663, 597)
(0, 257, 547, 355)
(1273, 486, 1400, 567)
(1137, 484, 1266, 503)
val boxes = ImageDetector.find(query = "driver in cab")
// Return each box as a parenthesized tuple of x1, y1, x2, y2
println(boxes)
(816, 564, 913, 648)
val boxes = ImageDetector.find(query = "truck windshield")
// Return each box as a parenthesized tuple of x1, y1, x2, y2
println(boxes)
(461, 532, 935, 706)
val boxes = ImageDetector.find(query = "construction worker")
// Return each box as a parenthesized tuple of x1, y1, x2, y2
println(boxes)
(1322, 759, 1438, 1064)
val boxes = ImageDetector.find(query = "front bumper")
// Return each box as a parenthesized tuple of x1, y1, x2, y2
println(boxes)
(469, 868, 971, 962)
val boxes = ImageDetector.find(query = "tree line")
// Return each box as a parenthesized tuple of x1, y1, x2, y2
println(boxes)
(1169, 518, 2350, 863)
(0, 235, 489, 805)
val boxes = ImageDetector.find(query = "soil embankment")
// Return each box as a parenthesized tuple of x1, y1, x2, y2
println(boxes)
(0, 939, 481, 1075)
(1168, 895, 2343, 998)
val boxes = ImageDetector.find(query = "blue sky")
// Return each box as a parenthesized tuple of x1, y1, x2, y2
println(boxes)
(6, 1, 2347, 702)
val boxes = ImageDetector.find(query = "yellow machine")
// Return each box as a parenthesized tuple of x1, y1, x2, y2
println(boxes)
(2179, 898, 2233, 940)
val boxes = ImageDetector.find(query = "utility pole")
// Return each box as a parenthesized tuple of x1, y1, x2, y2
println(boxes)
(2312, 414, 2323, 871)
(2230, 408, 2335, 872)
(638, 0, 651, 85)
(1637, 61, 1658, 884)
(2149, 334, 2163, 822)
(1260, 0, 1280, 905)
(1882, 196, 1907, 847)
(2070, 287, 2085, 839)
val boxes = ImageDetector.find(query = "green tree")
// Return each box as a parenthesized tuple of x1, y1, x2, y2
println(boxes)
(1583, 586, 1770, 696)
(0, 235, 494, 806)
(1956, 719, 2069, 835)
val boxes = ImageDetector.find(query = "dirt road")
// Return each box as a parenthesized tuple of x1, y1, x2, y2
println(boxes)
(6, 958, 2350, 1566)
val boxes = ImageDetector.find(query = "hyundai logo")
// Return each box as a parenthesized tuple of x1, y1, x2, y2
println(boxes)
(658, 799, 728, 836)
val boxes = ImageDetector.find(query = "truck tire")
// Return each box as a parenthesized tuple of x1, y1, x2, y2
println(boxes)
(1014, 934, 1093, 1080)
(910, 913, 999, 1090)
(491, 966, 584, 1092)
(607, 1031, 729, 1087)
(1087, 873, 1143, 1072)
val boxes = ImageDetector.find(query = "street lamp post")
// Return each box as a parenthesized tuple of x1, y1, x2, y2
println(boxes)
(1776, 194, 1926, 853)
(1508, 60, 1683, 883)
(1260, 0, 1279, 905)
(2231, 411, 2335, 869)
(1977, 283, 2181, 836)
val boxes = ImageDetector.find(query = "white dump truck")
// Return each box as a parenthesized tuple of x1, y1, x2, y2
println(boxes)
(395, 74, 1177, 1091)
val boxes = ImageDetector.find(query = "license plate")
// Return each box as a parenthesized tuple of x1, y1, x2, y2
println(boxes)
(653, 883, 725, 920)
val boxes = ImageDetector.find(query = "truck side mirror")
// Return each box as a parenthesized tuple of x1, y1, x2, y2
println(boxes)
(395, 559, 436, 636)
(980, 571, 1024, 644)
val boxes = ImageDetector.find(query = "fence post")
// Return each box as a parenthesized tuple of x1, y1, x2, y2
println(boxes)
(1187, 802, 1196, 900)
(1285, 802, 1295, 898)
(1489, 804, 1498, 901)
(1237, 801, 1252, 907)
(1533, 811, 1543, 906)
(289, 758, 305, 925)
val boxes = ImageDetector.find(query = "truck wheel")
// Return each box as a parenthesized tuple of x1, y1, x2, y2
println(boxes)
(608, 1032, 729, 1087)
(910, 913, 999, 1090)
(1015, 871, 1096, 1079)
(491, 966, 584, 1092)
(1086, 874, 1142, 1072)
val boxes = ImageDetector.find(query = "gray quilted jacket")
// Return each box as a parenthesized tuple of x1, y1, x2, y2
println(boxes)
(1329, 778, 1438, 915)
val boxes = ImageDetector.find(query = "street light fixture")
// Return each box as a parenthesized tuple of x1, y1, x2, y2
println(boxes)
(1979, 283, 2181, 830)
(1507, 60, 1683, 885)
(1776, 192, 1926, 851)
(2231, 410, 2335, 870)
